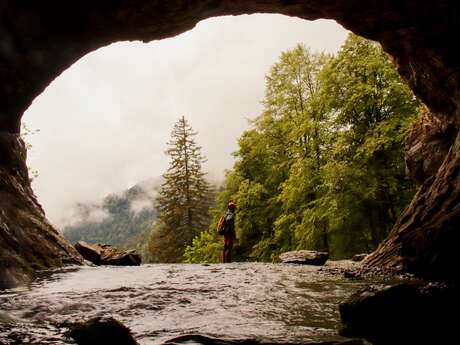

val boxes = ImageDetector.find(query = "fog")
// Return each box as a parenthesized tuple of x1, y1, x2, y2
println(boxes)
(22, 14, 348, 227)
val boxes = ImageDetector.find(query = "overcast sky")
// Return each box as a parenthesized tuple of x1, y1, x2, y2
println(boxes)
(23, 14, 348, 227)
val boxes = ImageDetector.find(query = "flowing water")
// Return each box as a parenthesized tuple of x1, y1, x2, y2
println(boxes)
(0, 262, 372, 344)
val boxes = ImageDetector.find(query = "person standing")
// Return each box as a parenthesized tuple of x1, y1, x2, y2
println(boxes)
(221, 201, 236, 263)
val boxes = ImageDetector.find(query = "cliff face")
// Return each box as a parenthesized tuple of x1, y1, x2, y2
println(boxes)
(0, 133, 83, 288)
(364, 116, 460, 282)
(1, 1, 460, 284)
(405, 108, 458, 185)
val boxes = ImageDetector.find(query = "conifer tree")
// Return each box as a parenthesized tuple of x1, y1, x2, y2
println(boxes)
(148, 116, 212, 262)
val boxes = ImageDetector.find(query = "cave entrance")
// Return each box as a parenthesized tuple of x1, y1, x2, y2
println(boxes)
(22, 15, 347, 227)
(22, 14, 415, 262)
(2, 1, 459, 283)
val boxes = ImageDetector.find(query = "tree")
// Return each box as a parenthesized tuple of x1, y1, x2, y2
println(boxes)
(264, 45, 332, 255)
(185, 45, 332, 262)
(147, 116, 213, 262)
(318, 33, 420, 249)
(236, 45, 332, 259)
(20, 123, 39, 181)
(185, 35, 420, 262)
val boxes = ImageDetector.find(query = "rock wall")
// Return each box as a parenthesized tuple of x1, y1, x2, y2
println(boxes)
(405, 107, 458, 184)
(1, 1, 460, 284)
(0, 132, 83, 288)
(364, 106, 460, 282)
(364, 130, 460, 282)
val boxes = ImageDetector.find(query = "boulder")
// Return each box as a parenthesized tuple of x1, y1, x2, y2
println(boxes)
(351, 254, 367, 262)
(99, 245, 142, 266)
(74, 241, 141, 266)
(279, 250, 328, 265)
(68, 320, 367, 345)
(68, 317, 138, 345)
(339, 282, 458, 344)
(75, 241, 102, 265)
(163, 334, 367, 345)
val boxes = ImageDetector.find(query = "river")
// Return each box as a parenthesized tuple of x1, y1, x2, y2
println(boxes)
(0, 262, 371, 344)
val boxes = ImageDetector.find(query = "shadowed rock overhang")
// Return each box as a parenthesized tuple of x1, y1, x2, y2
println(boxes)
(1, 1, 459, 285)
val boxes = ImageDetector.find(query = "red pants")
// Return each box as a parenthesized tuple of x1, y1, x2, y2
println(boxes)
(223, 233, 234, 263)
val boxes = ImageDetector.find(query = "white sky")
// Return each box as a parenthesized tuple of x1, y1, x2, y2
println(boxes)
(22, 14, 348, 227)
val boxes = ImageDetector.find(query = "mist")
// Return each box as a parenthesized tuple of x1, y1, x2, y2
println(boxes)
(22, 14, 348, 227)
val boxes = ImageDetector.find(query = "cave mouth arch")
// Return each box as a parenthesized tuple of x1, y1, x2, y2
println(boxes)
(22, 14, 349, 228)
(2, 1, 458, 134)
(1, 1, 460, 286)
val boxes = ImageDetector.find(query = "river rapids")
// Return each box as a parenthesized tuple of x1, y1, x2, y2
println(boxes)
(0, 262, 371, 344)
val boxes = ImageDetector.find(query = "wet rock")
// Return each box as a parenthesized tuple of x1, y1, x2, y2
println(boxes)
(75, 241, 102, 265)
(317, 260, 360, 277)
(100, 244, 142, 266)
(405, 108, 457, 184)
(364, 130, 460, 283)
(351, 254, 367, 262)
(0, 311, 17, 323)
(339, 281, 458, 344)
(343, 271, 360, 280)
(0, 133, 84, 289)
(83, 259, 97, 267)
(0, 264, 30, 289)
(163, 334, 368, 345)
(279, 250, 328, 265)
(68, 317, 138, 345)
(74, 241, 141, 266)
(363, 108, 460, 283)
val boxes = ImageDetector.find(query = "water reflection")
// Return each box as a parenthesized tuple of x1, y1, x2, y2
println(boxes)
(0, 262, 369, 344)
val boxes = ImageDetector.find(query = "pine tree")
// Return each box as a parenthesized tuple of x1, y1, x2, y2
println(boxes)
(148, 116, 212, 262)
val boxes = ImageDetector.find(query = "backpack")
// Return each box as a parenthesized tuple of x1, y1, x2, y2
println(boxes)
(217, 215, 226, 235)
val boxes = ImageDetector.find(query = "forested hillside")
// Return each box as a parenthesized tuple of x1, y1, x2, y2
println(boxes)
(63, 178, 160, 251)
(185, 34, 421, 263)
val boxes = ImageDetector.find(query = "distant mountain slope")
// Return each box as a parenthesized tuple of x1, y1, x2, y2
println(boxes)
(63, 178, 161, 248)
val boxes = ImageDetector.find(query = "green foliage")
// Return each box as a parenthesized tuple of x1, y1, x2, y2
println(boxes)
(317, 33, 420, 250)
(184, 170, 243, 263)
(20, 123, 40, 181)
(186, 34, 420, 263)
(147, 116, 214, 263)
(183, 231, 221, 263)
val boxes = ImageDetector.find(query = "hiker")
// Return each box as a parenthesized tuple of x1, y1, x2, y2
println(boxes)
(219, 201, 236, 263)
